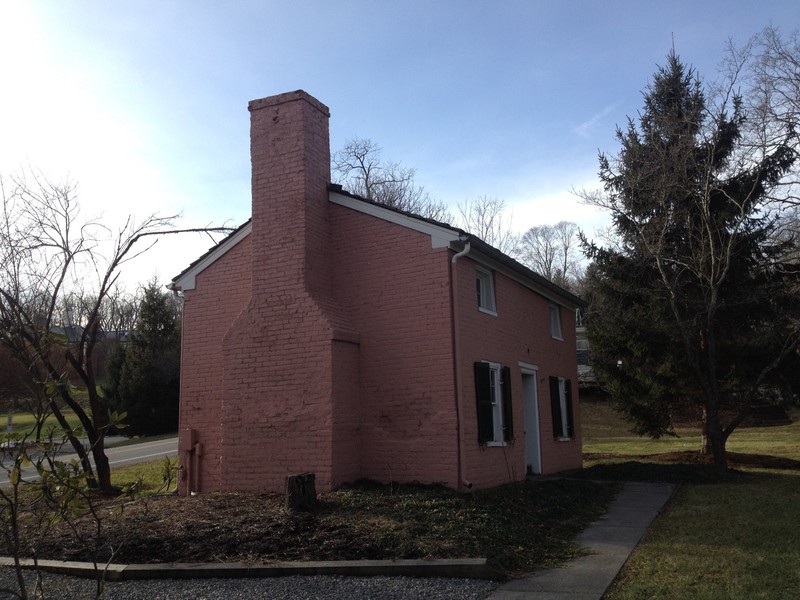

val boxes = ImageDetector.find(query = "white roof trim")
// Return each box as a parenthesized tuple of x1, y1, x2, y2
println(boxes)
(329, 191, 460, 248)
(463, 246, 580, 311)
(170, 222, 252, 291)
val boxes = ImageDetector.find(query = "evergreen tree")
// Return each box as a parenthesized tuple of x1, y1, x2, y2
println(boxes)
(582, 52, 799, 471)
(111, 282, 181, 436)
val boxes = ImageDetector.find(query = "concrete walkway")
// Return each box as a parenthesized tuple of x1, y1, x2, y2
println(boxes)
(489, 481, 676, 600)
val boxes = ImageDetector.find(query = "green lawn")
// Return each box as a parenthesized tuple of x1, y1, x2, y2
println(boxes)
(605, 473, 800, 600)
(583, 400, 800, 460)
(581, 397, 800, 599)
(1, 410, 84, 441)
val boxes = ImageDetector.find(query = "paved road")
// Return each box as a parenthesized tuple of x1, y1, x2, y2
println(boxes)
(101, 436, 178, 468)
(0, 436, 178, 487)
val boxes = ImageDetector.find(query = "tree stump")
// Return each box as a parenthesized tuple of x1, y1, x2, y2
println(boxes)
(285, 472, 317, 511)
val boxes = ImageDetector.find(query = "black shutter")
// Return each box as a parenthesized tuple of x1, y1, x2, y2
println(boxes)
(549, 376, 562, 437)
(565, 379, 574, 438)
(474, 362, 494, 443)
(501, 366, 514, 442)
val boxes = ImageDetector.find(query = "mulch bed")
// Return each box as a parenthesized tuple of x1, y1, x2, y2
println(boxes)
(21, 492, 385, 565)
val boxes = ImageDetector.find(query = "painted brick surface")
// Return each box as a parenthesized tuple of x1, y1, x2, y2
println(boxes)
(176, 89, 581, 496)
(453, 256, 582, 489)
(178, 234, 252, 494)
(329, 206, 459, 488)
(180, 91, 359, 494)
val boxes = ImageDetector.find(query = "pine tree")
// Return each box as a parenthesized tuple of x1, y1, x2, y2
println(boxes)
(111, 282, 181, 436)
(582, 52, 799, 471)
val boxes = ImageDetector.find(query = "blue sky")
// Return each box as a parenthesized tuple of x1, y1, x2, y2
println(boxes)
(1, 1, 798, 289)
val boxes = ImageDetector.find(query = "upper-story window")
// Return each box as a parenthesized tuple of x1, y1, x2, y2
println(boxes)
(476, 267, 496, 315)
(549, 305, 563, 340)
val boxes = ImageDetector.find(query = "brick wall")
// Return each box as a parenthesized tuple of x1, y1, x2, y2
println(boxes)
(177, 89, 579, 495)
(178, 234, 252, 494)
(453, 256, 582, 489)
(330, 206, 460, 488)
(181, 91, 359, 494)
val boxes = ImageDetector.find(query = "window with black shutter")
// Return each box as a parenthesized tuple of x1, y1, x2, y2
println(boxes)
(549, 376, 562, 437)
(474, 361, 514, 444)
(501, 366, 514, 442)
(474, 362, 494, 443)
(549, 375, 574, 439)
(564, 379, 574, 438)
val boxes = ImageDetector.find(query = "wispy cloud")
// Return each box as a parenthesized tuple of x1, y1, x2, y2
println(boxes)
(574, 104, 619, 138)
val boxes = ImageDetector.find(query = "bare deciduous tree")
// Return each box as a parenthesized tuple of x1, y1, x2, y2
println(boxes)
(456, 195, 520, 257)
(332, 137, 451, 222)
(518, 221, 582, 289)
(720, 26, 800, 206)
(520, 225, 558, 279)
(0, 169, 231, 491)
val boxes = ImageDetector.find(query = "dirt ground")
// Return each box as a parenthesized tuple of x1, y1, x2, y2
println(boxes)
(26, 491, 391, 565)
(21, 451, 799, 566)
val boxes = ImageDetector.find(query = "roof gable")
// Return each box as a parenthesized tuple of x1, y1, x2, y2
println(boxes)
(329, 189, 461, 249)
(170, 220, 252, 291)
(171, 188, 584, 310)
(327, 187, 584, 310)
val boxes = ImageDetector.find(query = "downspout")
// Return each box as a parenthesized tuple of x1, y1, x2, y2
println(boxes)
(450, 238, 472, 490)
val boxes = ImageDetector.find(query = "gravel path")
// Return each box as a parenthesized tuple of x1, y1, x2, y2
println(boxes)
(0, 569, 497, 599)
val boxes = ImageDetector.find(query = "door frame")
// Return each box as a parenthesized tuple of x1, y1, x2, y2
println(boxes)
(519, 362, 542, 475)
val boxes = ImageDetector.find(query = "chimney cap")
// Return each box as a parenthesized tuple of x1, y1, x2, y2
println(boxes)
(248, 90, 330, 117)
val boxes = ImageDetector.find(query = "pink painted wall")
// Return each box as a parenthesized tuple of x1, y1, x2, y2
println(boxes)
(218, 92, 360, 494)
(329, 205, 460, 487)
(179, 91, 360, 494)
(176, 89, 581, 496)
(178, 234, 252, 494)
(453, 255, 583, 490)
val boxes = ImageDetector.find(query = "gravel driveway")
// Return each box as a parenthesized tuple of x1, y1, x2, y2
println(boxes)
(0, 569, 497, 599)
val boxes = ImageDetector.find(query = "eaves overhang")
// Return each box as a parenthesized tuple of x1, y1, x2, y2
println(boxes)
(328, 189, 461, 249)
(168, 220, 252, 292)
(168, 186, 586, 312)
(328, 185, 585, 310)
(450, 237, 586, 310)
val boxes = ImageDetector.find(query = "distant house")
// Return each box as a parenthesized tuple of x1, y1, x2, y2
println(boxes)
(170, 90, 584, 495)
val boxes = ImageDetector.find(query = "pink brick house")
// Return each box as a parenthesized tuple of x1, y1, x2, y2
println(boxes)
(170, 90, 583, 496)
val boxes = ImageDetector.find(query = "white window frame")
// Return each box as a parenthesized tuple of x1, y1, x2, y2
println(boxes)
(485, 361, 506, 446)
(549, 304, 563, 340)
(476, 267, 497, 315)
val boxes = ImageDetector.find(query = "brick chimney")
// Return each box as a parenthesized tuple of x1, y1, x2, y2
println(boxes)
(218, 91, 360, 493)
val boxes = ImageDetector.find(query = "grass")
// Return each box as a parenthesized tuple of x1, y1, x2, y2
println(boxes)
(1, 410, 84, 441)
(110, 455, 178, 492)
(605, 473, 800, 600)
(583, 399, 800, 460)
(581, 395, 800, 599)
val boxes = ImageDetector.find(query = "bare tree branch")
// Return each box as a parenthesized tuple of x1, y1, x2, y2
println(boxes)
(456, 196, 520, 257)
(333, 137, 451, 222)
(0, 168, 233, 491)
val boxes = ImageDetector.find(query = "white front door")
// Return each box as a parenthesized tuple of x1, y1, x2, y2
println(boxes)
(520, 364, 542, 475)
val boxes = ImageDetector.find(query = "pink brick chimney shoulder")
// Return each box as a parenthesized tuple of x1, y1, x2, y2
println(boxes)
(218, 90, 359, 493)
